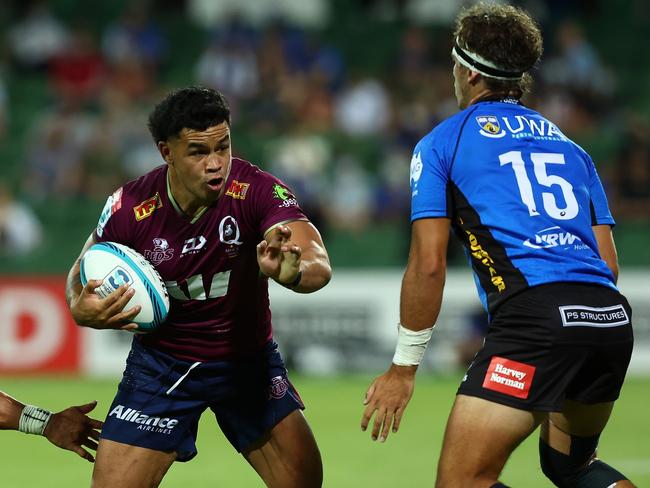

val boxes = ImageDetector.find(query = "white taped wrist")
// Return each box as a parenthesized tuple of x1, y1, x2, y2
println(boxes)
(19, 405, 52, 435)
(392, 324, 434, 366)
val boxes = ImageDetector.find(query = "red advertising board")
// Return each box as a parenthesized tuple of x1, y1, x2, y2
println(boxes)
(0, 277, 80, 373)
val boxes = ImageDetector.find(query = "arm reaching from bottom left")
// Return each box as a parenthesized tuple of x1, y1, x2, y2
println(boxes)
(0, 391, 103, 462)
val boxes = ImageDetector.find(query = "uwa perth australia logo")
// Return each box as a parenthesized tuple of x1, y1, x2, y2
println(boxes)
(109, 405, 179, 434)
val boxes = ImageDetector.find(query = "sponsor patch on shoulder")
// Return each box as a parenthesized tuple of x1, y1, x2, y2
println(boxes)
(225, 180, 250, 199)
(97, 187, 124, 237)
(272, 184, 298, 208)
(482, 356, 535, 399)
(134, 193, 162, 221)
(558, 304, 629, 328)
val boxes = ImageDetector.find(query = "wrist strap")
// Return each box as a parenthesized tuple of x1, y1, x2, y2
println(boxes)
(392, 323, 434, 366)
(19, 405, 52, 435)
(280, 270, 302, 289)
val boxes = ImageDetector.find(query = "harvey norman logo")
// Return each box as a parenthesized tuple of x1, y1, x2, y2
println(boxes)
(523, 226, 586, 250)
(482, 357, 536, 399)
(109, 405, 179, 434)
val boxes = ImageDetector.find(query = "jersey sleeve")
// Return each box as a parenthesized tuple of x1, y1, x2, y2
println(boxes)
(255, 173, 308, 235)
(410, 131, 451, 221)
(585, 155, 615, 226)
(93, 187, 133, 244)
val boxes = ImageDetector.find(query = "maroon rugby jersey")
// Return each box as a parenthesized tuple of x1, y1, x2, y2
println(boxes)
(94, 158, 307, 361)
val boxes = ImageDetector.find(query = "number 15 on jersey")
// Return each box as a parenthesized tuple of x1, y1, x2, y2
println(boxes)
(499, 151, 579, 220)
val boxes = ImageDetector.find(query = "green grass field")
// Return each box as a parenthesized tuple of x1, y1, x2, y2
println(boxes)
(2, 375, 649, 487)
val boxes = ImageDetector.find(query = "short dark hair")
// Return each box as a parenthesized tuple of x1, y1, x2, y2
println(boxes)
(454, 3, 543, 97)
(147, 86, 231, 143)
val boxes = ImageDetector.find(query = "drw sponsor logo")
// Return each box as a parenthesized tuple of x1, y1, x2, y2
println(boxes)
(109, 405, 179, 434)
(523, 226, 582, 249)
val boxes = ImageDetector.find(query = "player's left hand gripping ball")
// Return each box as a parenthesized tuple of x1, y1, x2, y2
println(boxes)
(80, 242, 170, 332)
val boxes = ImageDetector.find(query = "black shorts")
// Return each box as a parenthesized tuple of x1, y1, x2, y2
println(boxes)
(458, 282, 633, 411)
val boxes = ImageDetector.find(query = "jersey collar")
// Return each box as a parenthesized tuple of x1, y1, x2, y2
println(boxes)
(165, 168, 209, 224)
(472, 95, 523, 105)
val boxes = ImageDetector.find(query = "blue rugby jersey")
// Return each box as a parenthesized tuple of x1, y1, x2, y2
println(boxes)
(410, 98, 616, 312)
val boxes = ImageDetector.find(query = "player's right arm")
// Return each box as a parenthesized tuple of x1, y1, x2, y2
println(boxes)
(593, 224, 619, 284)
(0, 390, 102, 462)
(361, 218, 450, 442)
(66, 232, 140, 330)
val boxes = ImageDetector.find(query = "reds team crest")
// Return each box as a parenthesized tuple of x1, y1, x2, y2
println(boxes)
(476, 115, 506, 138)
(268, 376, 289, 399)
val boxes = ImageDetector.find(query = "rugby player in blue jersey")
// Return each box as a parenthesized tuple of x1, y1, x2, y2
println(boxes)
(361, 4, 635, 487)
(66, 87, 331, 487)
(0, 390, 102, 462)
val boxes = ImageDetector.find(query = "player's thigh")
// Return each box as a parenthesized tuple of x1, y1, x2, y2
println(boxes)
(437, 394, 545, 486)
(92, 438, 176, 488)
(243, 409, 322, 488)
(541, 399, 614, 454)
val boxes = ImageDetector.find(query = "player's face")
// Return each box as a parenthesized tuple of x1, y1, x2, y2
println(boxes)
(452, 58, 470, 109)
(163, 122, 232, 212)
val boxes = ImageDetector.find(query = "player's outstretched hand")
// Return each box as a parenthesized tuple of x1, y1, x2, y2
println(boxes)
(361, 364, 416, 442)
(257, 225, 301, 286)
(44, 401, 103, 463)
(69, 279, 140, 331)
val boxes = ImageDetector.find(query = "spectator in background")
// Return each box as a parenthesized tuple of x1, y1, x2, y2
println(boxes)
(195, 18, 260, 108)
(7, 0, 69, 71)
(22, 104, 95, 200)
(81, 116, 128, 198)
(323, 154, 374, 233)
(100, 2, 163, 104)
(186, 0, 330, 30)
(268, 126, 331, 233)
(0, 183, 43, 256)
(610, 127, 650, 222)
(335, 74, 391, 136)
(395, 25, 432, 89)
(102, 1, 167, 71)
(296, 74, 335, 131)
(104, 53, 154, 103)
(256, 24, 291, 91)
(0, 62, 8, 139)
(373, 147, 411, 223)
(49, 25, 105, 105)
(542, 19, 614, 97)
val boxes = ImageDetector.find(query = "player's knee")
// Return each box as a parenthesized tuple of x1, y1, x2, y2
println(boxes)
(539, 436, 627, 487)
(299, 453, 323, 488)
(436, 466, 504, 488)
(280, 449, 322, 488)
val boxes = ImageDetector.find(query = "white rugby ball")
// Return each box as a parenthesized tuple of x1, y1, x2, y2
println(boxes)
(80, 242, 169, 332)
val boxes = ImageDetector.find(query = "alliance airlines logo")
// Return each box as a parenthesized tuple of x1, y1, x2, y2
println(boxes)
(108, 405, 179, 434)
(523, 226, 586, 250)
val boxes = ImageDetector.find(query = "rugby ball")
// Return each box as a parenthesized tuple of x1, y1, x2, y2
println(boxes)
(80, 242, 169, 332)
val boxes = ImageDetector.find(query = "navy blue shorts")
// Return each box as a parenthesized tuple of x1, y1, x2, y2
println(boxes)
(458, 283, 633, 411)
(100, 339, 304, 461)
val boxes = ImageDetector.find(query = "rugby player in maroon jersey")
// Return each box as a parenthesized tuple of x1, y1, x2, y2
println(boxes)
(66, 86, 331, 488)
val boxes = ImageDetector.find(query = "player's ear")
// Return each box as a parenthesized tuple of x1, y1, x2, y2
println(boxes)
(467, 70, 482, 85)
(158, 141, 173, 165)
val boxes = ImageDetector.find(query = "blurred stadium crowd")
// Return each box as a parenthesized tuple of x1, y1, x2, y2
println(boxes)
(0, 0, 648, 267)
